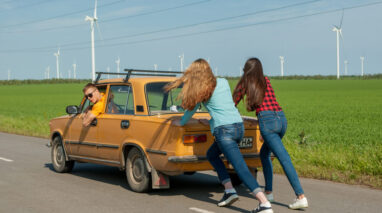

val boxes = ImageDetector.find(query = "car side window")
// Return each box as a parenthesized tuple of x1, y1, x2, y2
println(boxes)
(107, 85, 134, 115)
(80, 86, 107, 113)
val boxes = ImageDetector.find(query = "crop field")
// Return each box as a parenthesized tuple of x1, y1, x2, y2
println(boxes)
(0, 79, 381, 188)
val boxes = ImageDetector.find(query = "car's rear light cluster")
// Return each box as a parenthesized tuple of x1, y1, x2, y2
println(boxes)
(183, 134, 207, 144)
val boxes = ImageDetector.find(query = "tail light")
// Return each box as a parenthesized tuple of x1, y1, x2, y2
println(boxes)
(183, 134, 207, 144)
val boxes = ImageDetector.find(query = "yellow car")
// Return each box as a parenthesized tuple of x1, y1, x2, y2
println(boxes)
(49, 70, 264, 192)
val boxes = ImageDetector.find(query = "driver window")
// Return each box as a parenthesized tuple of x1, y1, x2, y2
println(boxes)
(107, 85, 134, 115)
(81, 86, 107, 113)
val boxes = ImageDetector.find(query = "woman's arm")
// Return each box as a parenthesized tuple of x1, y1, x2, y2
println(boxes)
(180, 103, 200, 126)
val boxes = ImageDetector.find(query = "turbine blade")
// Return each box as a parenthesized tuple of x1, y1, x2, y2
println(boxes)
(339, 9, 344, 28)
(95, 22, 105, 45)
(94, 0, 98, 18)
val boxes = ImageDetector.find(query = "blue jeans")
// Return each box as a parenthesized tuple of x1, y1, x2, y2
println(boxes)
(258, 111, 304, 196)
(207, 122, 262, 195)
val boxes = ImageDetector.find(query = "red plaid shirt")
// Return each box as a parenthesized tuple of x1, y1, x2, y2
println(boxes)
(234, 77, 282, 115)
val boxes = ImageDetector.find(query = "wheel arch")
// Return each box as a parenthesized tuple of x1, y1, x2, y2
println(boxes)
(121, 142, 152, 173)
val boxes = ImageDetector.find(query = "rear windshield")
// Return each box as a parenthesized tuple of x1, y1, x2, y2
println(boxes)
(145, 82, 207, 115)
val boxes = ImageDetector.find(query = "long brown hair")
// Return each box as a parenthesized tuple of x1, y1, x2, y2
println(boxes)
(164, 58, 216, 110)
(233, 58, 266, 111)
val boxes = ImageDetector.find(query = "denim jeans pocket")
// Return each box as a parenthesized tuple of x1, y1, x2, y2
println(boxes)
(259, 116, 281, 133)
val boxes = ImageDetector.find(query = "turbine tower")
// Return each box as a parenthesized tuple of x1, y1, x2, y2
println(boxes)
(360, 56, 365, 76)
(73, 63, 77, 79)
(154, 64, 158, 71)
(8, 69, 11, 80)
(68, 69, 71, 79)
(279, 56, 285, 77)
(107, 66, 110, 79)
(179, 53, 184, 72)
(85, 0, 98, 82)
(115, 56, 120, 78)
(53, 48, 60, 79)
(239, 66, 242, 77)
(46, 66, 50, 79)
(332, 10, 344, 79)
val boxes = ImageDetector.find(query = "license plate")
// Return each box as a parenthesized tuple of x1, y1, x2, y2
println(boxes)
(238, 137, 253, 149)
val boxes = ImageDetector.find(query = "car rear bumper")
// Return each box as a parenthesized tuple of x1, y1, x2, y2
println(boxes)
(168, 153, 261, 163)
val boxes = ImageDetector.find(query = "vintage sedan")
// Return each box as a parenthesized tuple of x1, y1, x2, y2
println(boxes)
(49, 70, 263, 192)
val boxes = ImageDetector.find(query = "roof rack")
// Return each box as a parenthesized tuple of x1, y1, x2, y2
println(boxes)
(94, 69, 182, 83)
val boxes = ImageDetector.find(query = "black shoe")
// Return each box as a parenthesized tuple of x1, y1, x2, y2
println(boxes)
(217, 192, 239, 207)
(251, 203, 273, 213)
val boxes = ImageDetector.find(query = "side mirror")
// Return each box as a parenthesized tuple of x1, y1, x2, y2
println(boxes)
(66, 105, 80, 115)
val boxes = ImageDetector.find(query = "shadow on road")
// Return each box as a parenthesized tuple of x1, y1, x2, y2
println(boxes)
(44, 162, 290, 211)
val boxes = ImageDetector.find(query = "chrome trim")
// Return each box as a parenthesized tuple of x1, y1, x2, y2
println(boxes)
(65, 141, 119, 149)
(168, 153, 261, 163)
(146, 148, 167, 155)
(68, 155, 120, 165)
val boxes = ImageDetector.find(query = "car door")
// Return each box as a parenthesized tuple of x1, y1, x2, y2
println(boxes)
(65, 86, 106, 159)
(96, 84, 135, 162)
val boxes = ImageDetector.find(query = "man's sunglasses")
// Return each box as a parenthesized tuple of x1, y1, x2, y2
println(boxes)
(85, 90, 96, 99)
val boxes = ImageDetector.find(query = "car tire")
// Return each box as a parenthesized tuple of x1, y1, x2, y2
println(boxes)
(126, 147, 151, 193)
(51, 137, 74, 173)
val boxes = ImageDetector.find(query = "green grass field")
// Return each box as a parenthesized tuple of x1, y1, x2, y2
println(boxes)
(1, 80, 381, 188)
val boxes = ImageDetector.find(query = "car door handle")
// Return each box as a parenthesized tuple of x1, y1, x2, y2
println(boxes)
(121, 120, 130, 129)
(91, 118, 98, 126)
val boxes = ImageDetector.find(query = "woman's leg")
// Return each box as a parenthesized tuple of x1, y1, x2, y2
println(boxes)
(259, 112, 304, 196)
(206, 140, 231, 185)
(215, 123, 263, 197)
(260, 141, 273, 193)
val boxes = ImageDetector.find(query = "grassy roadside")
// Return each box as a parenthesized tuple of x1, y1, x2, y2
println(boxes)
(1, 79, 381, 189)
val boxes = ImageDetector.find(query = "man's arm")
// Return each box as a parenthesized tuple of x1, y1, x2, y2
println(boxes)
(82, 110, 96, 127)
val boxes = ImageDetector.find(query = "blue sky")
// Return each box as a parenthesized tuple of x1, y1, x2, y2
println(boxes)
(0, 0, 381, 80)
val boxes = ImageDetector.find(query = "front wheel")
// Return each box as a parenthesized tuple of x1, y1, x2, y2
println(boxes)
(51, 137, 74, 173)
(126, 147, 151, 192)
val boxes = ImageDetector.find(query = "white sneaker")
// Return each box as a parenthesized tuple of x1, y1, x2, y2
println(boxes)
(288, 197, 308, 209)
(265, 193, 274, 202)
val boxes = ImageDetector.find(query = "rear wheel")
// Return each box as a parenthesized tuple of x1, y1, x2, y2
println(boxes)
(51, 137, 74, 173)
(126, 147, 151, 192)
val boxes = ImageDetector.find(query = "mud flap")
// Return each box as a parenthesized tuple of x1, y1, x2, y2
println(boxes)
(151, 168, 170, 189)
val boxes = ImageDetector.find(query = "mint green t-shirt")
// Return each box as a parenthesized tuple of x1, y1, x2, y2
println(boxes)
(180, 78, 243, 132)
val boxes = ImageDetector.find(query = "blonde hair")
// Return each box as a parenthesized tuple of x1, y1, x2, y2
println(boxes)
(165, 58, 216, 110)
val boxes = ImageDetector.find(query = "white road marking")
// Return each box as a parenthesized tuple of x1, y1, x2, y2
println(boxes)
(0, 157, 13, 162)
(189, 207, 215, 213)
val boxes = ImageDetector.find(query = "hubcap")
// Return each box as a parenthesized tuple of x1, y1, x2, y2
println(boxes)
(55, 145, 64, 165)
(132, 156, 144, 182)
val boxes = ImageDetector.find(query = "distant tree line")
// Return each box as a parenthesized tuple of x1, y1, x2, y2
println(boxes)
(226, 74, 382, 80)
(0, 79, 91, 85)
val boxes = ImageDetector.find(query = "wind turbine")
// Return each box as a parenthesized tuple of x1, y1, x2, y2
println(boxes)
(107, 66, 110, 79)
(154, 64, 158, 71)
(53, 48, 60, 79)
(73, 62, 77, 79)
(46, 66, 50, 79)
(85, 0, 98, 82)
(279, 56, 285, 77)
(179, 53, 184, 72)
(344, 60, 348, 75)
(332, 10, 344, 79)
(239, 66, 242, 77)
(115, 56, 120, 78)
(360, 56, 365, 76)
(8, 69, 11, 80)
(68, 69, 71, 79)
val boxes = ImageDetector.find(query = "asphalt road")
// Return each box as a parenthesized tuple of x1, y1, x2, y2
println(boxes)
(0, 132, 381, 213)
